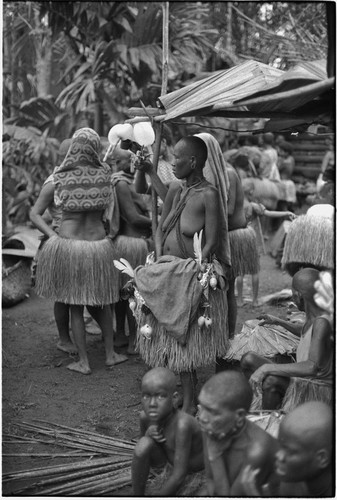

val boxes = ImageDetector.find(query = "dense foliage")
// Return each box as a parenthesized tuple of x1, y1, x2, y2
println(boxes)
(2, 1, 329, 216)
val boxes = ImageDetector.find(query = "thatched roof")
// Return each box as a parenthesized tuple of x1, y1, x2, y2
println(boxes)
(128, 59, 334, 132)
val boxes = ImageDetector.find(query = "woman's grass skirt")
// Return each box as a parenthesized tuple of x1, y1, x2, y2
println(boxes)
(229, 226, 259, 278)
(35, 235, 119, 306)
(281, 377, 332, 413)
(251, 376, 332, 413)
(148, 464, 205, 496)
(136, 288, 228, 373)
(114, 235, 148, 290)
(282, 214, 334, 275)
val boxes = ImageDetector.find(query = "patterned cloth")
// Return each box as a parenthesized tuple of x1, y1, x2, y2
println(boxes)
(157, 157, 176, 184)
(54, 128, 112, 212)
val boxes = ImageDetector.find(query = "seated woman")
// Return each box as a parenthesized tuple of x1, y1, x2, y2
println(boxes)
(240, 267, 333, 412)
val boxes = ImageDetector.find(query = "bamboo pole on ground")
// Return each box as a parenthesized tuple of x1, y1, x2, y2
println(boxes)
(150, 2, 169, 247)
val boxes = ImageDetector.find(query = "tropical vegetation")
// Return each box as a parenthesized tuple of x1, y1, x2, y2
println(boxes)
(2, 1, 329, 227)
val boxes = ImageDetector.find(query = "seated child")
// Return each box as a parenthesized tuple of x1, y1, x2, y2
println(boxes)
(132, 367, 204, 496)
(197, 370, 279, 496)
(241, 267, 333, 412)
(241, 401, 333, 497)
(236, 180, 296, 307)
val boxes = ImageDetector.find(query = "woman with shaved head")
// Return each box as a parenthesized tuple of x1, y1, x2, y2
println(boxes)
(241, 267, 333, 412)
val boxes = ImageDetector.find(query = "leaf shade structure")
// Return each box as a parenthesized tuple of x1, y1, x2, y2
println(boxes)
(152, 59, 334, 129)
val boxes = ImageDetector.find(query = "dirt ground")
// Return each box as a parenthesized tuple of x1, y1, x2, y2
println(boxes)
(2, 250, 292, 495)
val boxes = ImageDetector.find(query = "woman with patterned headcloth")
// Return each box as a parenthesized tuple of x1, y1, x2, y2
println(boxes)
(132, 135, 230, 414)
(35, 128, 127, 374)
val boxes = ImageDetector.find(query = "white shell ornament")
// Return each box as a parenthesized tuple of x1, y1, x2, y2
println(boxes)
(129, 299, 137, 311)
(210, 276, 217, 289)
(117, 123, 134, 141)
(133, 122, 155, 146)
(108, 125, 121, 145)
(140, 324, 153, 339)
(198, 316, 205, 327)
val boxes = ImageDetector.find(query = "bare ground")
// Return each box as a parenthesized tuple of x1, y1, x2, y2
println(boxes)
(2, 252, 292, 496)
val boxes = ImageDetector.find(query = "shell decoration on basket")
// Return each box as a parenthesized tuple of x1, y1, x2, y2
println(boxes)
(113, 230, 223, 339)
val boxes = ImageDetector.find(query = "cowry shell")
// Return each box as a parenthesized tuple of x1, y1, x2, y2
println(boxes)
(140, 324, 153, 339)
(133, 122, 155, 146)
(204, 317, 212, 327)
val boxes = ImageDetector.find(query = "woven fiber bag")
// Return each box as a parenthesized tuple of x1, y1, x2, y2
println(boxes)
(2, 259, 31, 307)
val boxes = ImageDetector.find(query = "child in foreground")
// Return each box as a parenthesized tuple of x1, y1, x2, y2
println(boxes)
(132, 367, 204, 496)
(241, 401, 333, 497)
(197, 370, 279, 496)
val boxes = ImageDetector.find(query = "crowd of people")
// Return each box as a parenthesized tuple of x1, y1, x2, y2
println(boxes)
(29, 126, 334, 496)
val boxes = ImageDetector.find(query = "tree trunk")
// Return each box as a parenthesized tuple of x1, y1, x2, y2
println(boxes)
(34, 9, 52, 97)
(6, 15, 20, 118)
(226, 2, 232, 51)
(94, 101, 104, 136)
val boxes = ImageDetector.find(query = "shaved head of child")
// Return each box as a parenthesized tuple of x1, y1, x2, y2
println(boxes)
(276, 401, 332, 483)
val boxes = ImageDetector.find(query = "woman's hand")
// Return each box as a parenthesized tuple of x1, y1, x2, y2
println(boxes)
(257, 314, 279, 326)
(249, 364, 270, 392)
(134, 157, 154, 175)
(285, 212, 297, 221)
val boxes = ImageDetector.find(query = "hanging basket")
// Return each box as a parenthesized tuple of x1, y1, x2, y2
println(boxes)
(2, 258, 31, 307)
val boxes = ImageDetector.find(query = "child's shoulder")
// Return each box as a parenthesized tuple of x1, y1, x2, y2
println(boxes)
(175, 410, 200, 432)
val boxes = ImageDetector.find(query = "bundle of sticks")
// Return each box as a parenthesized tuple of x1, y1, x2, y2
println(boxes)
(3, 420, 137, 496)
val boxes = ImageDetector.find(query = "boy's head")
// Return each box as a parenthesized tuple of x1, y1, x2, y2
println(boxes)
(141, 368, 178, 423)
(263, 132, 275, 146)
(113, 147, 133, 174)
(292, 267, 320, 311)
(278, 141, 293, 157)
(275, 401, 332, 482)
(198, 371, 252, 440)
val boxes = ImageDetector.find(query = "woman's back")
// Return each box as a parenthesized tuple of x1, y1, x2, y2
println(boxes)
(59, 210, 105, 241)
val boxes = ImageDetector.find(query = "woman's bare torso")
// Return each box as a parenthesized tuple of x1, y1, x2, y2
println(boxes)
(162, 187, 208, 258)
(59, 211, 106, 240)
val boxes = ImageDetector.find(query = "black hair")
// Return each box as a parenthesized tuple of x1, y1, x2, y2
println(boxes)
(162, 124, 174, 146)
(278, 141, 293, 155)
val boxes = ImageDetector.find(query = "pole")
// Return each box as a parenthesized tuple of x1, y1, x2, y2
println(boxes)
(151, 2, 169, 247)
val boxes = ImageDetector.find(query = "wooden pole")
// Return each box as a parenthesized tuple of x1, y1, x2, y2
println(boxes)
(151, 2, 169, 248)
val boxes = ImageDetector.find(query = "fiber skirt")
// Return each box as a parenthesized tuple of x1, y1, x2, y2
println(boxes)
(250, 377, 332, 413)
(136, 288, 228, 373)
(281, 377, 332, 413)
(114, 235, 148, 289)
(282, 214, 334, 275)
(229, 226, 259, 279)
(148, 464, 205, 496)
(35, 235, 119, 306)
